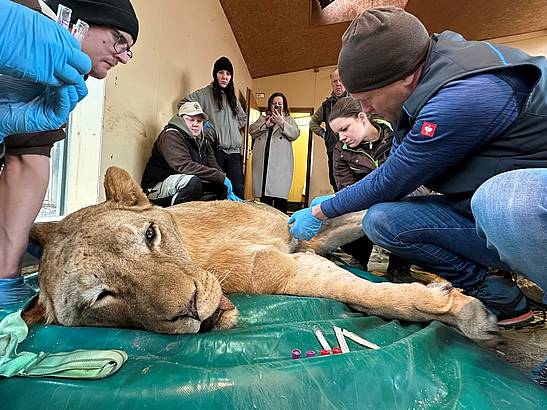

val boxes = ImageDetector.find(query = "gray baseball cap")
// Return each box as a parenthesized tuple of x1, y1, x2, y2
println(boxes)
(178, 101, 208, 121)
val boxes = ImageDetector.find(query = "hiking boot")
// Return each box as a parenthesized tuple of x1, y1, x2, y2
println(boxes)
(464, 275, 534, 328)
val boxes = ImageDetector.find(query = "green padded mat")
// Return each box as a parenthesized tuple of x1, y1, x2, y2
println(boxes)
(1, 268, 546, 409)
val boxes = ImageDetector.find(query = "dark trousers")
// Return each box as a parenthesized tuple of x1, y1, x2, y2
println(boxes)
(215, 150, 244, 198)
(260, 195, 288, 214)
(341, 236, 374, 267)
(327, 152, 338, 192)
(341, 235, 413, 280)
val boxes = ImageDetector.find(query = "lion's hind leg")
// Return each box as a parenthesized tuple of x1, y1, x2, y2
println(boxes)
(267, 251, 498, 345)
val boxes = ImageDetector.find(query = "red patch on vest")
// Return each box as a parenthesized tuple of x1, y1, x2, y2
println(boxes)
(420, 121, 437, 137)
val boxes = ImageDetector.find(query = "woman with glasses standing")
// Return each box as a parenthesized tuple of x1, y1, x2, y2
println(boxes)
(178, 57, 247, 198)
(249, 92, 300, 213)
(0, 0, 139, 307)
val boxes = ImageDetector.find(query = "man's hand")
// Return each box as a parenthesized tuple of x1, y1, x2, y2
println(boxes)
(0, 0, 91, 88)
(0, 81, 83, 138)
(288, 206, 325, 240)
(0, 2, 92, 139)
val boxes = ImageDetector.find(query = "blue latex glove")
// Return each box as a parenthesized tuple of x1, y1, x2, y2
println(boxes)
(0, 2, 91, 140)
(0, 276, 37, 308)
(310, 194, 334, 208)
(223, 177, 243, 202)
(288, 207, 323, 240)
(0, 0, 91, 88)
(0, 81, 82, 139)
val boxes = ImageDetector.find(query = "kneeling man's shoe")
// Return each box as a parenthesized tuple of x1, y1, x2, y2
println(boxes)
(464, 275, 534, 328)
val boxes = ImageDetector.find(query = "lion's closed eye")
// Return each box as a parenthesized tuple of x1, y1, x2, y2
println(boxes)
(96, 290, 115, 302)
(80, 286, 116, 309)
(91, 289, 116, 308)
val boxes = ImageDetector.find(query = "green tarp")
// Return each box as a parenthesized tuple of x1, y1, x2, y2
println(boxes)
(1, 269, 546, 409)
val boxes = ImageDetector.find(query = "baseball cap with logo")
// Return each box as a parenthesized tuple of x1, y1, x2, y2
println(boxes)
(178, 102, 209, 120)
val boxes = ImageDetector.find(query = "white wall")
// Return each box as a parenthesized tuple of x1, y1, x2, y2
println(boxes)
(492, 31, 547, 55)
(66, 21, 547, 211)
(66, 0, 252, 209)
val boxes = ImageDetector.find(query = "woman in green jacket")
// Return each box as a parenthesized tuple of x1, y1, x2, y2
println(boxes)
(179, 57, 247, 198)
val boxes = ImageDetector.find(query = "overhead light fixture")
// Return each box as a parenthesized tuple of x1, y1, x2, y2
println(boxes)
(318, 0, 337, 10)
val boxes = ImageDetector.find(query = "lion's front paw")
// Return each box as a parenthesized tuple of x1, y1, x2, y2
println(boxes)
(216, 306, 239, 330)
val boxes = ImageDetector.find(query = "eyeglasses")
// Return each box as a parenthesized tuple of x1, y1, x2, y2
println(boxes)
(111, 28, 133, 59)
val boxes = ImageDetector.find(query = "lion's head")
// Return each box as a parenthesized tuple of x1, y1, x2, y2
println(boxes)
(28, 167, 237, 334)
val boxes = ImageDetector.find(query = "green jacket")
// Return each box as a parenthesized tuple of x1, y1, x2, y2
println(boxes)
(179, 84, 246, 154)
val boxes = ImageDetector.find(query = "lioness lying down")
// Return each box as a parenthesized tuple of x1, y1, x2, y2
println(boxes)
(25, 167, 498, 345)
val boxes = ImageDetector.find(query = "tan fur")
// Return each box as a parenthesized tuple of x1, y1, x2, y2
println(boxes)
(29, 167, 499, 344)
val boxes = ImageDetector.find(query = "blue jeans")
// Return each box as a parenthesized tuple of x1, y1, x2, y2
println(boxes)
(363, 195, 507, 289)
(471, 169, 547, 303)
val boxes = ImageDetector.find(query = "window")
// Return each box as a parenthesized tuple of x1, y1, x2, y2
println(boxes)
(39, 134, 68, 218)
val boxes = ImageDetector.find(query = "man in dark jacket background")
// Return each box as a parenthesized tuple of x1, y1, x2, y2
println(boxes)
(310, 68, 348, 192)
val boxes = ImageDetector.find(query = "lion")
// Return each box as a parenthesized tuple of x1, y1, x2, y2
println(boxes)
(24, 167, 498, 345)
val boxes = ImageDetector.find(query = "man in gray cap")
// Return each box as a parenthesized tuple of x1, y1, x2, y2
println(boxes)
(289, 7, 547, 334)
(309, 68, 348, 192)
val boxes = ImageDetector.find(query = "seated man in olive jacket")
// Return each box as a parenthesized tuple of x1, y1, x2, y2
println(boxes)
(142, 102, 237, 206)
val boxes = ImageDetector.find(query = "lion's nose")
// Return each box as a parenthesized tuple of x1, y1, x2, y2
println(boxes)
(186, 290, 200, 321)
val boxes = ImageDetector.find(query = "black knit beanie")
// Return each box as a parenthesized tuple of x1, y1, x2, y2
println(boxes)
(46, 0, 139, 42)
(338, 7, 430, 93)
(212, 56, 234, 78)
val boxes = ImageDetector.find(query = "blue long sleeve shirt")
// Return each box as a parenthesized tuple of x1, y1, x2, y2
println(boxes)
(321, 73, 527, 218)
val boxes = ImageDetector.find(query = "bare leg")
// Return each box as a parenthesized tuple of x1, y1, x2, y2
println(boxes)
(0, 155, 49, 278)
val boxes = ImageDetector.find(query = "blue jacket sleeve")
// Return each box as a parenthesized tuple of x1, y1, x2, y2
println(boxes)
(321, 73, 521, 218)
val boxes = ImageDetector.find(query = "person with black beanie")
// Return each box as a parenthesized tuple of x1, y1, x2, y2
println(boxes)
(0, 0, 140, 307)
(178, 56, 247, 198)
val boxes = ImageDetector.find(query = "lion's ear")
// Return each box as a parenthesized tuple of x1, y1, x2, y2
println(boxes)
(30, 221, 58, 247)
(104, 166, 149, 207)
